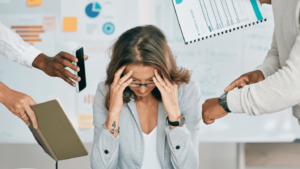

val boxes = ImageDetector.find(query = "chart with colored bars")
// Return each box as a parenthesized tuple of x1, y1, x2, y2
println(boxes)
(11, 25, 44, 45)
(198, 0, 261, 32)
(84, 94, 94, 105)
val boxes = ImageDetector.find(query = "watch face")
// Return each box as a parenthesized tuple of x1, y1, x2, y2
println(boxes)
(179, 116, 186, 126)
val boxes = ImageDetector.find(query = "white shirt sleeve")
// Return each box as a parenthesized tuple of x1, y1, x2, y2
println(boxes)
(0, 21, 42, 68)
(227, 31, 300, 116)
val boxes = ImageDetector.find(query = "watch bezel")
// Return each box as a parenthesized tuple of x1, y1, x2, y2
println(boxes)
(179, 116, 186, 127)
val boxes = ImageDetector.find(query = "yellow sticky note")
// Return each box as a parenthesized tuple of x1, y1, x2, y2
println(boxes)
(79, 114, 93, 129)
(63, 17, 77, 32)
(27, 0, 42, 6)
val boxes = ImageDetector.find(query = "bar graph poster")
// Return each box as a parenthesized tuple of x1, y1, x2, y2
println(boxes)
(0, 15, 56, 54)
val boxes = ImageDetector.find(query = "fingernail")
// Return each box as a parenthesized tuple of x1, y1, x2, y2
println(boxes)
(130, 70, 133, 73)
(77, 67, 80, 72)
(77, 77, 81, 81)
(75, 59, 78, 62)
(73, 83, 76, 87)
(27, 123, 30, 126)
(35, 125, 38, 129)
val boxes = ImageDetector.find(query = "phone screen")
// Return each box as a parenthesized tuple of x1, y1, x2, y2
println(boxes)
(76, 47, 86, 92)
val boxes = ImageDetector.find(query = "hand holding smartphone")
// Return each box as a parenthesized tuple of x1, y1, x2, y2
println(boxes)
(73, 47, 87, 92)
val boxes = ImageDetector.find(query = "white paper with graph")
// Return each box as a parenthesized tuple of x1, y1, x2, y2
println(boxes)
(172, 0, 266, 44)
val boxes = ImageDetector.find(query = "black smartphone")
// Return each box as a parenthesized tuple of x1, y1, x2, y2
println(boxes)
(73, 47, 86, 92)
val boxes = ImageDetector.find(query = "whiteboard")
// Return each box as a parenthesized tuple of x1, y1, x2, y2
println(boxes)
(1, 0, 300, 144)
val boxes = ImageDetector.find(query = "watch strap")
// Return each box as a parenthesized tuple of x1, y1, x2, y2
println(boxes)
(219, 93, 231, 113)
(166, 116, 180, 126)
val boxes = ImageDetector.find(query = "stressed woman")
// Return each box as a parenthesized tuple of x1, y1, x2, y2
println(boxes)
(91, 25, 201, 169)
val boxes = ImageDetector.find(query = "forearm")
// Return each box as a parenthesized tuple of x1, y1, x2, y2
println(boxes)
(255, 32, 280, 78)
(0, 82, 9, 104)
(0, 22, 42, 68)
(91, 88, 120, 169)
(105, 112, 120, 138)
(228, 32, 300, 115)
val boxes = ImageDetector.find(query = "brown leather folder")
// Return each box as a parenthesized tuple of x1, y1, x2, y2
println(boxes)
(28, 99, 88, 161)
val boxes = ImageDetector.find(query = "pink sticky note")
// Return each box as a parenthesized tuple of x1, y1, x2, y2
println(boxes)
(43, 16, 56, 30)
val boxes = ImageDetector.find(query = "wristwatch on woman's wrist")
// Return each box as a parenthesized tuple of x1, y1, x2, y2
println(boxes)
(166, 115, 186, 127)
(219, 92, 231, 113)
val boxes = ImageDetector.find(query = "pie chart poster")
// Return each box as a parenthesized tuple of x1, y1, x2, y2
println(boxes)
(60, 0, 139, 41)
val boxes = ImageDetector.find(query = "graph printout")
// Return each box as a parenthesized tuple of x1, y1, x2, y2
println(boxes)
(172, 0, 265, 44)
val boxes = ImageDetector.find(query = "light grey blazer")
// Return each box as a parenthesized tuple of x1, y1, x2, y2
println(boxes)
(91, 80, 201, 169)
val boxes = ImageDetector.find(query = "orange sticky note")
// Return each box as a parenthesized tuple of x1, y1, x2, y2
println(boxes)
(63, 17, 77, 32)
(27, 0, 42, 6)
(78, 114, 93, 129)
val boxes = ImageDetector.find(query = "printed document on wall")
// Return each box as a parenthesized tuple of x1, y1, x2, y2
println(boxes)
(172, 0, 266, 44)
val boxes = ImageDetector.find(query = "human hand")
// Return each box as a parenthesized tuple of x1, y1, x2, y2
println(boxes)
(108, 66, 133, 115)
(202, 98, 228, 125)
(224, 70, 264, 92)
(259, 0, 271, 4)
(32, 52, 89, 87)
(0, 82, 38, 129)
(153, 69, 181, 121)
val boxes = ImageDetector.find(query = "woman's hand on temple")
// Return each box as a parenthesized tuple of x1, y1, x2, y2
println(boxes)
(153, 69, 181, 122)
(108, 66, 133, 115)
(105, 66, 133, 137)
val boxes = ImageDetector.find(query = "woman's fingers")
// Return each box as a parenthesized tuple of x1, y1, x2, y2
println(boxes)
(154, 70, 170, 90)
(19, 110, 31, 126)
(112, 66, 126, 87)
(153, 77, 165, 92)
(117, 70, 133, 88)
(119, 78, 133, 91)
(25, 108, 38, 129)
(162, 74, 173, 87)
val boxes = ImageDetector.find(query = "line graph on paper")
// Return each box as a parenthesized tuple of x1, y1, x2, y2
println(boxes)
(197, 0, 249, 32)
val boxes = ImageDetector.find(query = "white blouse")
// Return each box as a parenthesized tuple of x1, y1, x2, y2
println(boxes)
(141, 127, 162, 169)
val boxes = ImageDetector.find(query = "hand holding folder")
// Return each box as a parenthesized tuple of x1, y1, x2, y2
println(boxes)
(28, 99, 88, 168)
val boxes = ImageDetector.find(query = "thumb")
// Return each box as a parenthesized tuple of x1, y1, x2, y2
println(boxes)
(84, 55, 89, 61)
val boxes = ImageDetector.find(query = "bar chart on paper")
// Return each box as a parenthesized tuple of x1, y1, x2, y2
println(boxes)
(172, 0, 266, 44)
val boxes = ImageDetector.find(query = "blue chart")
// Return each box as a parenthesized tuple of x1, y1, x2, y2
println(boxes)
(176, 0, 183, 4)
(85, 2, 101, 18)
(103, 22, 115, 35)
(198, 0, 250, 32)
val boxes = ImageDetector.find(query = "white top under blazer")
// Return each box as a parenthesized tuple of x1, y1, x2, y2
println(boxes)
(141, 127, 162, 169)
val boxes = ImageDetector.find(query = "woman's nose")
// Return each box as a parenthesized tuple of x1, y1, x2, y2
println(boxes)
(139, 86, 147, 93)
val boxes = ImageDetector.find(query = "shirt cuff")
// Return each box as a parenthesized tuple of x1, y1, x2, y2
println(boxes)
(227, 89, 244, 114)
(23, 45, 42, 68)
